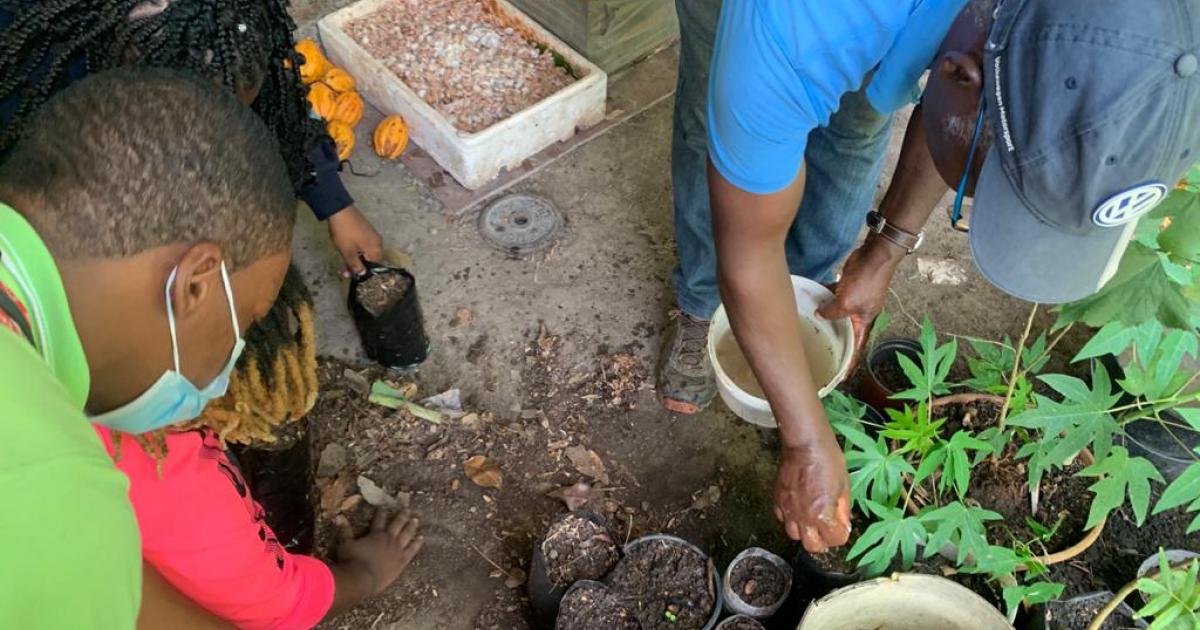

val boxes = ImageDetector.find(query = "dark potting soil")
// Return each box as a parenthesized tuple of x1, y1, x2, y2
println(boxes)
(871, 355, 914, 395)
(541, 512, 619, 585)
(607, 540, 717, 630)
(728, 556, 787, 608)
(719, 616, 765, 630)
(969, 442, 1091, 554)
(1045, 593, 1136, 630)
(555, 582, 639, 630)
(936, 399, 1003, 436)
(355, 271, 412, 316)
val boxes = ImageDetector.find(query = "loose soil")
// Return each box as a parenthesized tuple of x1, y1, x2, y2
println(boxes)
(869, 346, 918, 395)
(1045, 593, 1135, 630)
(606, 540, 717, 630)
(934, 398, 1002, 436)
(728, 555, 787, 608)
(968, 444, 1091, 554)
(355, 270, 411, 316)
(718, 616, 765, 630)
(541, 512, 619, 585)
(556, 582, 638, 630)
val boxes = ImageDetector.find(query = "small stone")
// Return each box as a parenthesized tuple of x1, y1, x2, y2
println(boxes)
(317, 443, 348, 478)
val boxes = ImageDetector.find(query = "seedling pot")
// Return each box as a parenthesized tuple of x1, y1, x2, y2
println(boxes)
(715, 614, 765, 629)
(1120, 412, 1200, 482)
(797, 573, 1013, 630)
(528, 511, 618, 628)
(1050, 591, 1146, 630)
(613, 534, 724, 630)
(348, 264, 430, 369)
(722, 547, 793, 618)
(860, 338, 922, 412)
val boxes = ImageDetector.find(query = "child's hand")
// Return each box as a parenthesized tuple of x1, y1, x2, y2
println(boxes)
(335, 510, 423, 596)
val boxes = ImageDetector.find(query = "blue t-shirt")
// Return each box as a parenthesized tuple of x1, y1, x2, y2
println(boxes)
(708, 0, 969, 194)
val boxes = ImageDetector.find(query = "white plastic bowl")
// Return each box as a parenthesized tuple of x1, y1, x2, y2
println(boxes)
(707, 275, 854, 428)
(798, 574, 1013, 630)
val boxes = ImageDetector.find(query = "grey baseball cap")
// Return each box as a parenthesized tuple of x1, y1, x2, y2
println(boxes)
(970, 0, 1200, 304)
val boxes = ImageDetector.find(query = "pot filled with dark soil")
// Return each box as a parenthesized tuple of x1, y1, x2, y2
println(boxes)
(715, 615, 766, 630)
(606, 534, 722, 630)
(795, 512, 869, 588)
(528, 511, 620, 627)
(722, 547, 793, 618)
(555, 580, 639, 630)
(348, 264, 430, 369)
(1045, 591, 1145, 630)
(860, 338, 921, 412)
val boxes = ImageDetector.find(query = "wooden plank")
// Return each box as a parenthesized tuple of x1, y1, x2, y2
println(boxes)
(509, 0, 678, 73)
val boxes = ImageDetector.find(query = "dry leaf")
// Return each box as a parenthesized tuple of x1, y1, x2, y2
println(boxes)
(505, 567, 527, 589)
(465, 455, 503, 489)
(339, 494, 363, 513)
(564, 445, 609, 484)
(318, 475, 349, 518)
(690, 485, 722, 512)
(358, 475, 399, 508)
(546, 481, 595, 511)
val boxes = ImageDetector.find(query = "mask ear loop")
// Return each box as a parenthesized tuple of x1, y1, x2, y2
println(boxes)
(165, 267, 182, 372)
(217, 261, 241, 339)
(950, 94, 987, 233)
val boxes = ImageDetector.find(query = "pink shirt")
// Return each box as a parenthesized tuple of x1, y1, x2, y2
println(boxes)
(96, 427, 335, 630)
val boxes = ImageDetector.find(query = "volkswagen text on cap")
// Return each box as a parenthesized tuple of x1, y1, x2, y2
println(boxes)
(969, 0, 1200, 304)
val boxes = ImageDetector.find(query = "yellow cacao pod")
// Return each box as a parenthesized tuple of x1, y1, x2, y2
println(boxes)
(321, 67, 356, 94)
(294, 39, 330, 85)
(332, 91, 363, 127)
(306, 82, 337, 121)
(373, 115, 408, 160)
(327, 121, 355, 162)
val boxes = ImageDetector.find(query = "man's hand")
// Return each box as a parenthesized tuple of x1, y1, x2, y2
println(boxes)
(775, 435, 852, 553)
(818, 238, 906, 369)
(328, 206, 384, 275)
(334, 510, 423, 598)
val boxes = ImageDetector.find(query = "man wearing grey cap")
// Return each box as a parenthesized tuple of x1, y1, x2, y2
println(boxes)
(680, 0, 1200, 554)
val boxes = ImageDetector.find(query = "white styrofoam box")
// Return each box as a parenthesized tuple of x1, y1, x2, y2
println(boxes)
(319, 0, 608, 190)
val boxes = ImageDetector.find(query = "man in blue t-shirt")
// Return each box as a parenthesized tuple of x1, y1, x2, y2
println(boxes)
(658, 0, 1200, 553)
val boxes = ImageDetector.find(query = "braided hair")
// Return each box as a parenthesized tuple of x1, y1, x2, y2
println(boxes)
(0, 0, 321, 191)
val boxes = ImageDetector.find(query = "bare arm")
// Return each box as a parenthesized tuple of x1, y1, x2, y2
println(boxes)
(709, 160, 851, 552)
(819, 105, 953, 349)
(138, 563, 232, 630)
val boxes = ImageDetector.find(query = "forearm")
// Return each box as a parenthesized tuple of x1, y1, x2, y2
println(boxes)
(138, 563, 231, 630)
(326, 562, 376, 619)
(709, 162, 833, 449)
(869, 104, 951, 255)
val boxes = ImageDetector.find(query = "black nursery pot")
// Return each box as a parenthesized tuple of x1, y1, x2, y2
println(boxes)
(348, 264, 430, 369)
(859, 338, 922, 412)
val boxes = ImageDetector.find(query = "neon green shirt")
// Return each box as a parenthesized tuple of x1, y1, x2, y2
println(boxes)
(0, 204, 141, 628)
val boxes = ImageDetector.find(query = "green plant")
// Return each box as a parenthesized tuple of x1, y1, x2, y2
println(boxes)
(1135, 552, 1200, 630)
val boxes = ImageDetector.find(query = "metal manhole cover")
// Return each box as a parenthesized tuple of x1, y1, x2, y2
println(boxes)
(478, 194, 562, 255)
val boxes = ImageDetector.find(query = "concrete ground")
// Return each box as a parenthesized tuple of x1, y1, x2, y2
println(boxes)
(287, 5, 1076, 628)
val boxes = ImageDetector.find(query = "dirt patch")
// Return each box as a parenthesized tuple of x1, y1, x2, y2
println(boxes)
(542, 512, 619, 585)
(728, 555, 787, 608)
(556, 581, 638, 630)
(1045, 593, 1135, 630)
(718, 617, 765, 630)
(935, 398, 1002, 435)
(969, 444, 1091, 553)
(607, 539, 716, 630)
(355, 270, 411, 316)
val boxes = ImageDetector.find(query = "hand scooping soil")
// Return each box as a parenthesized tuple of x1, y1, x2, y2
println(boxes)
(606, 540, 716, 630)
(556, 581, 638, 630)
(728, 555, 787, 608)
(356, 271, 412, 316)
(542, 512, 619, 585)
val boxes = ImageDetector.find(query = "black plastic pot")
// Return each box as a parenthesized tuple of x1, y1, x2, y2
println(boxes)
(1121, 412, 1199, 482)
(1043, 591, 1147, 630)
(860, 338, 921, 412)
(348, 264, 430, 369)
(792, 546, 865, 594)
(528, 543, 568, 630)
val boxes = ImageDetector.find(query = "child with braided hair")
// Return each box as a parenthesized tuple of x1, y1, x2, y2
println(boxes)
(1, 3, 424, 628)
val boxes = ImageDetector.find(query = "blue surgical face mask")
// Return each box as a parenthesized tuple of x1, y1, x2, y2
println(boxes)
(90, 261, 245, 433)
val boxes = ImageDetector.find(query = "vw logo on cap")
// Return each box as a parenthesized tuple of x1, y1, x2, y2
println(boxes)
(1092, 182, 1168, 228)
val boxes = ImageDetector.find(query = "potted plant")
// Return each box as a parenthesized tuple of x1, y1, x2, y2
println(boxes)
(822, 311, 1200, 622)
(1084, 550, 1200, 630)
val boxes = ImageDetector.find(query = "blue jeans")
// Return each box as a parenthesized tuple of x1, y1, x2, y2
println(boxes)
(671, 0, 895, 320)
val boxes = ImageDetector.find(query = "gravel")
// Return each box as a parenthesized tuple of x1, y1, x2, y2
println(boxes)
(347, 0, 574, 132)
